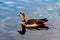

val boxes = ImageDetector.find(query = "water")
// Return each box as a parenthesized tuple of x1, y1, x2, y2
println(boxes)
(0, 0, 60, 40)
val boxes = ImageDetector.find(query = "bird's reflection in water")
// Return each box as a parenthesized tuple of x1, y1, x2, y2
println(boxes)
(18, 24, 49, 35)
(17, 12, 49, 35)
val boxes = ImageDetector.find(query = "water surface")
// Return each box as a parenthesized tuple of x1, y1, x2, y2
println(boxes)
(0, 0, 60, 40)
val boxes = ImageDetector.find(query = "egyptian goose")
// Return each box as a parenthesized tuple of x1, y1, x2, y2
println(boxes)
(17, 12, 49, 35)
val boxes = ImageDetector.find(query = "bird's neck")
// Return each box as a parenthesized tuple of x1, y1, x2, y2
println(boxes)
(21, 16, 26, 22)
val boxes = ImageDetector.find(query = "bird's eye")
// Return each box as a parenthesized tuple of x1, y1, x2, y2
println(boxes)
(20, 12, 22, 14)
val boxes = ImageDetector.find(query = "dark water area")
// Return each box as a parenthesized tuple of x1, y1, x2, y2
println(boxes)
(0, 0, 60, 40)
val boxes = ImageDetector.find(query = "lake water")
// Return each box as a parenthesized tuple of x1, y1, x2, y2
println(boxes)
(0, 0, 60, 40)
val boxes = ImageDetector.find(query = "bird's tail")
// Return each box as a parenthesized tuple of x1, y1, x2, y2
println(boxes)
(40, 18, 48, 22)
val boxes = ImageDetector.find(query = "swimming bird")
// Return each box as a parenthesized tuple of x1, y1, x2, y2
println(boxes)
(17, 12, 49, 35)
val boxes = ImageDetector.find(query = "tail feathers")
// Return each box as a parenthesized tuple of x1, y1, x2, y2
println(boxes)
(40, 18, 48, 22)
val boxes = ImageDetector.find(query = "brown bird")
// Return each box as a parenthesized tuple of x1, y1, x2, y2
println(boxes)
(17, 12, 49, 35)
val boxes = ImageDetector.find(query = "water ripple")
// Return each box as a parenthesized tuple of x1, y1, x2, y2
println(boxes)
(0, 0, 60, 40)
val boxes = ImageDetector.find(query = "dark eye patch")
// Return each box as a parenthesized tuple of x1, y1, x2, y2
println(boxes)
(20, 12, 22, 14)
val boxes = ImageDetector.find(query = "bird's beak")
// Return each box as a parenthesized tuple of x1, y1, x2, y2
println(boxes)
(17, 14, 19, 16)
(17, 13, 20, 16)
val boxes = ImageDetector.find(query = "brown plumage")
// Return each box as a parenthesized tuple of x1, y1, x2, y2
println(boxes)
(25, 19, 46, 25)
(17, 12, 48, 27)
(17, 12, 49, 35)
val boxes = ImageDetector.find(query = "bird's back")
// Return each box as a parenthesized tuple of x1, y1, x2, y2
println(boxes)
(25, 19, 45, 25)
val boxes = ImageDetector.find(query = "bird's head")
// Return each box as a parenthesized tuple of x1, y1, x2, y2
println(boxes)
(17, 12, 25, 17)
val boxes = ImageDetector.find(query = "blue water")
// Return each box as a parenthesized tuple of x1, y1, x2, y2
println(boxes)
(0, 0, 60, 40)
(0, 0, 59, 33)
